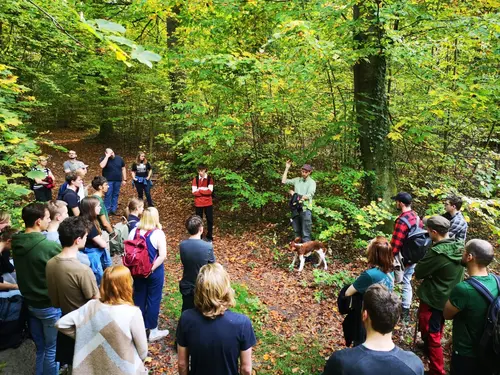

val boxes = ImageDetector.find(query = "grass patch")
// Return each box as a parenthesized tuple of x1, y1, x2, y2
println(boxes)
(162, 279, 326, 374)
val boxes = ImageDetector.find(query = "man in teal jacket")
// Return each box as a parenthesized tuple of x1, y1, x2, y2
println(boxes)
(415, 215, 464, 375)
(12, 203, 61, 375)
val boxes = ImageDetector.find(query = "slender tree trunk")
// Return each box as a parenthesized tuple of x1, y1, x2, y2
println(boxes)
(98, 74, 114, 139)
(167, 5, 185, 164)
(353, 0, 396, 200)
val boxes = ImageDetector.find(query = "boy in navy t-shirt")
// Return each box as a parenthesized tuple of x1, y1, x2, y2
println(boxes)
(323, 284, 423, 375)
(176, 263, 256, 375)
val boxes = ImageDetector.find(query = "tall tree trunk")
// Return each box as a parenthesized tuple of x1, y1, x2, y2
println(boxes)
(167, 5, 185, 164)
(353, 0, 396, 201)
(98, 73, 113, 139)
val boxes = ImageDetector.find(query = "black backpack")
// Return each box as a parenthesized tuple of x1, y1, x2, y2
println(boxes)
(399, 215, 432, 265)
(465, 275, 500, 375)
(0, 294, 28, 350)
(195, 175, 216, 199)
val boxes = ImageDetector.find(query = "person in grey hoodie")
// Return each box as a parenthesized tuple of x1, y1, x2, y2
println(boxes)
(12, 203, 61, 375)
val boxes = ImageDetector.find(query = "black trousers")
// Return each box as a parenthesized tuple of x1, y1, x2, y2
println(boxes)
(195, 205, 213, 240)
(33, 187, 52, 202)
(450, 352, 488, 375)
(181, 294, 195, 312)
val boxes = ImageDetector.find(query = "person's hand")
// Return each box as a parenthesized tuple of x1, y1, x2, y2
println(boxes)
(289, 189, 295, 196)
(122, 180, 127, 186)
(105, 150, 112, 158)
(301, 195, 308, 201)
(286, 159, 292, 168)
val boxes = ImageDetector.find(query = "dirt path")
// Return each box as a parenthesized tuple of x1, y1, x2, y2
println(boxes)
(38, 130, 355, 373)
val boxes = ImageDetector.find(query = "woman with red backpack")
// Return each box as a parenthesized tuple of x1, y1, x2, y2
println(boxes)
(127, 207, 169, 342)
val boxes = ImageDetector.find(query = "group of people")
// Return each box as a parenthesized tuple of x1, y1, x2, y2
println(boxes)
(331, 192, 498, 375)
(0, 200, 250, 375)
(1, 154, 495, 375)
(32, 149, 154, 213)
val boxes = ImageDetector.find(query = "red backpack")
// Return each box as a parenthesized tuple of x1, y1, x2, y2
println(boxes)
(122, 229, 154, 277)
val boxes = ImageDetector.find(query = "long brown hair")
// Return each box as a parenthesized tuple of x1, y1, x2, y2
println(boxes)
(80, 196, 101, 234)
(100, 266, 134, 306)
(136, 152, 147, 164)
(367, 236, 393, 273)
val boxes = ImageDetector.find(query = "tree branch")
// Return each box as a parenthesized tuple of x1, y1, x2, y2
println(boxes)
(25, 0, 84, 47)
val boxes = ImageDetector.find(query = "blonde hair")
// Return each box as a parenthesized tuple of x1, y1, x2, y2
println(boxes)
(0, 211, 10, 225)
(75, 169, 86, 178)
(100, 266, 134, 306)
(194, 263, 235, 319)
(47, 200, 68, 220)
(126, 198, 144, 217)
(137, 207, 161, 231)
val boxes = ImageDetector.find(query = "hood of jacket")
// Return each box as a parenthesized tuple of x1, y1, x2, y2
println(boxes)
(431, 238, 464, 262)
(11, 232, 47, 256)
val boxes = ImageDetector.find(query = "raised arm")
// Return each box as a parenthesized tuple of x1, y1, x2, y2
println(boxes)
(281, 160, 292, 184)
(99, 155, 109, 169)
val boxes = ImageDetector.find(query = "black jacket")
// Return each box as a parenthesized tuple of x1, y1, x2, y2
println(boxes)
(337, 284, 365, 347)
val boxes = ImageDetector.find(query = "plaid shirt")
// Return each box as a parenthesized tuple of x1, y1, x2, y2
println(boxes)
(391, 210, 422, 255)
(448, 211, 468, 241)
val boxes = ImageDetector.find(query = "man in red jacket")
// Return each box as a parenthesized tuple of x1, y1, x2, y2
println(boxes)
(192, 164, 214, 242)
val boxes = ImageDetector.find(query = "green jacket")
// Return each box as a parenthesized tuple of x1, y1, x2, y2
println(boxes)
(12, 232, 61, 308)
(415, 238, 464, 310)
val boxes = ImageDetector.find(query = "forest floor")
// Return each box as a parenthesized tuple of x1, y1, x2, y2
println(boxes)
(2, 129, 443, 374)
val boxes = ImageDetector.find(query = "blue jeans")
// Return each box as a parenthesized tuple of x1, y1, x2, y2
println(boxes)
(104, 180, 122, 213)
(402, 263, 416, 309)
(28, 306, 61, 375)
(133, 266, 164, 329)
(83, 247, 112, 286)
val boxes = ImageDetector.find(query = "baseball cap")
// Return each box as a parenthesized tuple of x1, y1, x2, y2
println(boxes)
(391, 192, 412, 205)
(74, 161, 89, 169)
(426, 215, 450, 232)
(301, 164, 313, 172)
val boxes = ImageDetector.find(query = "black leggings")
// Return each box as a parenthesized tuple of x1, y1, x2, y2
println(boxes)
(195, 205, 213, 240)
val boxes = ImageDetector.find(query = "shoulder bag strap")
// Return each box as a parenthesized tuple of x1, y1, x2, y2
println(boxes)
(465, 277, 495, 304)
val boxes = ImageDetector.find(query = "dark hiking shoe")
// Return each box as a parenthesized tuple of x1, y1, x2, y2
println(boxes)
(401, 307, 411, 322)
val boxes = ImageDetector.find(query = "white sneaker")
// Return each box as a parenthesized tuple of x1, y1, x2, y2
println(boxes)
(148, 327, 169, 342)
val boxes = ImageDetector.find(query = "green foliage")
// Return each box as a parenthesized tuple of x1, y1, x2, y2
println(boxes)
(313, 197, 395, 246)
(0, 64, 40, 222)
(1, 0, 499, 248)
(313, 269, 355, 290)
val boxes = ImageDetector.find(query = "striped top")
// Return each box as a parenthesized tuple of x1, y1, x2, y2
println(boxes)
(56, 299, 148, 375)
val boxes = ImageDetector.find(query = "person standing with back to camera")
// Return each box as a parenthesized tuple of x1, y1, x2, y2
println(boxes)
(192, 164, 214, 243)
